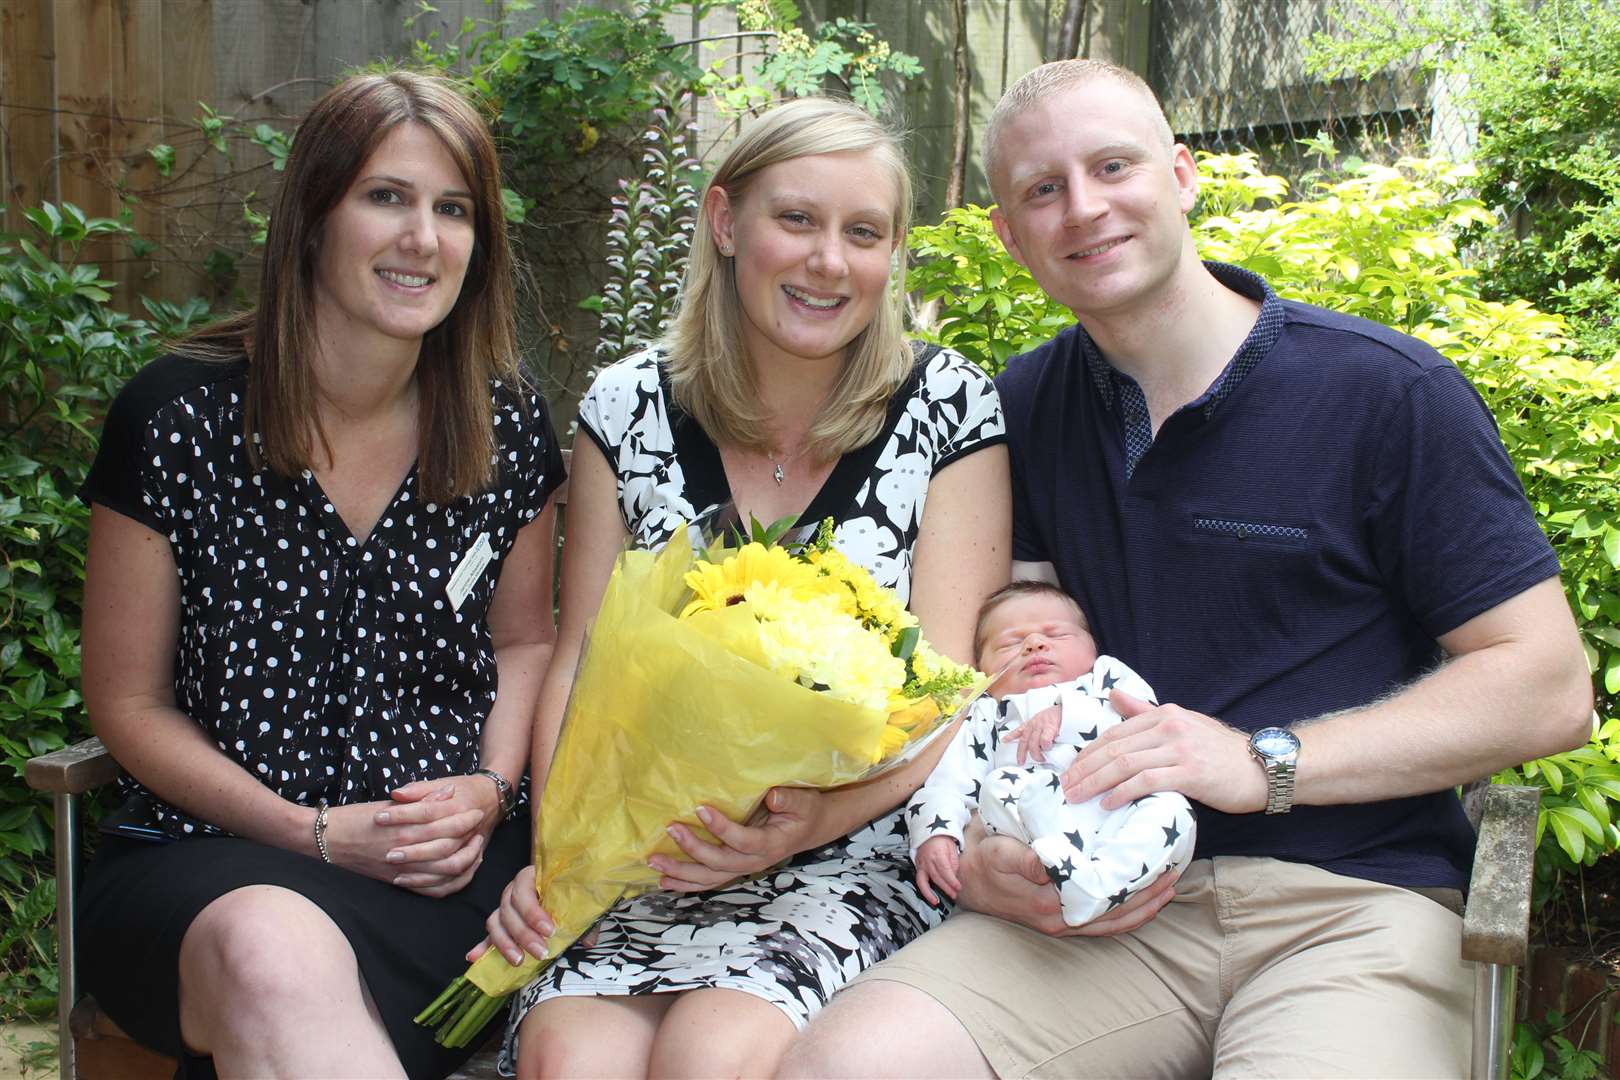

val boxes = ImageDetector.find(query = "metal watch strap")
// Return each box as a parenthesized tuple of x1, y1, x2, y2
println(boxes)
(1261, 759, 1296, 815)
(475, 768, 517, 820)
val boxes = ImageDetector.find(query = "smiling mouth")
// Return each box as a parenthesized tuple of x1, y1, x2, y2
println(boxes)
(1069, 237, 1128, 259)
(783, 284, 846, 310)
(376, 269, 434, 288)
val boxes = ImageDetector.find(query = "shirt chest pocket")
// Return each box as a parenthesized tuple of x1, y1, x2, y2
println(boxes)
(1180, 510, 1318, 638)
(1189, 515, 1310, 548)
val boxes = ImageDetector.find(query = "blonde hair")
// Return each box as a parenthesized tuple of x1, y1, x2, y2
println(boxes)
(182, 71, 520, 503)
(662, 97, 914, 461)
(984, 60, 1175, 201)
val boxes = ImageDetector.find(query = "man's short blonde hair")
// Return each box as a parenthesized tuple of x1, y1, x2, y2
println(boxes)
(984, 60, 1175, 201)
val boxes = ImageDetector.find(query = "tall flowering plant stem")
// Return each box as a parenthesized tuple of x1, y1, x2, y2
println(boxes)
(590, 87, 702, 372)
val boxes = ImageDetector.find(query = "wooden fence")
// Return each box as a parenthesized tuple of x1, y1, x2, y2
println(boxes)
(0, 0, 1155, 312)
(1, 0, 561, 310)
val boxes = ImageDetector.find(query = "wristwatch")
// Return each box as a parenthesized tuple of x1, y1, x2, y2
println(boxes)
(474, 768, 518, 821)
(1247, 727, 1300, 815)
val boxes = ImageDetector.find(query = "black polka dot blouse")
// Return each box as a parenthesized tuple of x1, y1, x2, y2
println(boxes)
(80, 354, 566, 837)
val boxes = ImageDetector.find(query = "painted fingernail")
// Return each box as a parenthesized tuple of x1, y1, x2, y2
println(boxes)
(505, 948, 522, 965)
(694, 806, 712, 825)
(665, 824, 681, 840)
(386, 850, 405, 863)
(528, 939, 547, 956)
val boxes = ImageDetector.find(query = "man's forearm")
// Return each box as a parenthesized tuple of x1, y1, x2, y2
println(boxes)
(1293, 577, 1591, 805)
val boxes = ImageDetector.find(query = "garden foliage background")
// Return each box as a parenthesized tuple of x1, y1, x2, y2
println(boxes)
(1, 0, 1617, 1065)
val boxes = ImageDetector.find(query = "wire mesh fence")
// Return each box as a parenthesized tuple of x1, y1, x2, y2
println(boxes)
(1147, 0, 1474, 179)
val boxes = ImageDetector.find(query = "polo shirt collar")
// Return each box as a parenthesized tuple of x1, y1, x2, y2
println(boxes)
(1080, 261, 1282, 418)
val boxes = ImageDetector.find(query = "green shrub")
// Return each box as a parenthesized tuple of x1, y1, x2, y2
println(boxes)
(0, 203, 208, 1017)
(908, 153, 1619, 901)
(907, 207, 1073, 372)
(1309, 0, 1620, 361)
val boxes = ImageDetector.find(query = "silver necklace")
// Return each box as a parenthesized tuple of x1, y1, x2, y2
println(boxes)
(765, 443, 808, 485)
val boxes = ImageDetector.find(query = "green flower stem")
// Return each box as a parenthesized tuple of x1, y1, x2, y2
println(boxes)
(414, 975, 510, 1049)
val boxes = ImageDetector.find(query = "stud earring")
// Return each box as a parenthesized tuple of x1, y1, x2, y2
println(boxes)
(719, 243, 734, 256)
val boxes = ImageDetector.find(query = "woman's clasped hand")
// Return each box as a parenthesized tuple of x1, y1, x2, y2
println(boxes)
(322, 778, 503, 895)
(651, 788, 828, 892)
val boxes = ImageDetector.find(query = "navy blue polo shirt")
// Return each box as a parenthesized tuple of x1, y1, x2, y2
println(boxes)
(997, 263, 1561, 890)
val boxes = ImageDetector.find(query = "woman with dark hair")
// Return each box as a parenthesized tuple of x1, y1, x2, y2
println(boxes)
(76, 71, 564, 1079)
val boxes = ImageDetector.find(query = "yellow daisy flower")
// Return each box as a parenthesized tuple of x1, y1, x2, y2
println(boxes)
(681, 543, 821, 619)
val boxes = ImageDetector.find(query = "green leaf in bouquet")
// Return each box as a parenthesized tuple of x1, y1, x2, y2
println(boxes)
(891, 624, 919, 662)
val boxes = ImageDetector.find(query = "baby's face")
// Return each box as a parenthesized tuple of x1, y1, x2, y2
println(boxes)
(977, 593, 1099, 698)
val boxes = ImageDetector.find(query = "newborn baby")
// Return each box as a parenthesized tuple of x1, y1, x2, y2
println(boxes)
(908, 581, 1196, 925)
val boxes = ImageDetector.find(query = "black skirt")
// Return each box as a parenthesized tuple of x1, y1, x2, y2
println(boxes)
(78, 815, 530, 1080)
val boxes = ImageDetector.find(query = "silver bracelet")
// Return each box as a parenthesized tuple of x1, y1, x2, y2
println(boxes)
(313, 799, 333, 864)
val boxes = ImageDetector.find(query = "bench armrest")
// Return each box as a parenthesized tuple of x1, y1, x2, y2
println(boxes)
(1461, 783, 1539, 967)
(24, 736, 122, 796)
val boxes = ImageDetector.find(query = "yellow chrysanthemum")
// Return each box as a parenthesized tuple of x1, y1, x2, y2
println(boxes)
(681, 543, 821, 619)
(757, 595, 906, 712)
(745, 579, 831, 630)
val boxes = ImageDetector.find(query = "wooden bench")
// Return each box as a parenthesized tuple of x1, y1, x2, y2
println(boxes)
(21, 450, 1540, 1079)
(26, 736, 1541, 1080)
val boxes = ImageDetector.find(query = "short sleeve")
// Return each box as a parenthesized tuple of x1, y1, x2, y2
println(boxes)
(1369, 362, 1561, 637)
(926, 349, 1006, 470)
(576, 350, 659, 469)
(78, 356, 197, 535)
(1008, 453, 1046, 564)
(497, 384, 566, 525)
(996, 358, 1049, 565)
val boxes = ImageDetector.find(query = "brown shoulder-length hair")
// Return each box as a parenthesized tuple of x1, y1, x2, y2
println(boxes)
(662, 96, 915, 462)
(181, 70, 519, 503)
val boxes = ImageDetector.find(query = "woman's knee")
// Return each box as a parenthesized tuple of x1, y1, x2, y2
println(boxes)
(179, 885, 355, 1013)
(517, 995, 667, 1079)
(651, 989, 796, 1079)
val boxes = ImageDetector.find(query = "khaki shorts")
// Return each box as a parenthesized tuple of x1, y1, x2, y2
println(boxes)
(854, 857, 1473, 1078)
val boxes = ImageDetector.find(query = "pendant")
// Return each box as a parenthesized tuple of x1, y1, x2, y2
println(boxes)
(773, 463, 785, 485)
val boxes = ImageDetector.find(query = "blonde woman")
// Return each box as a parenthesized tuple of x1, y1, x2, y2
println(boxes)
(476, 97, 1012, 1076)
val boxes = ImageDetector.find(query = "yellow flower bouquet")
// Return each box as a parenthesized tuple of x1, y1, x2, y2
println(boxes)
(416, 520, 984, 1047)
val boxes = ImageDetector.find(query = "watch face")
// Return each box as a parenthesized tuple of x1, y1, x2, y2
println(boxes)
(1252, 727, 1300, 757)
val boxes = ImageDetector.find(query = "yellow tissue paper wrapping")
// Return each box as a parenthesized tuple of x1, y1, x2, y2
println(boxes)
(417, 527, 980, 1047)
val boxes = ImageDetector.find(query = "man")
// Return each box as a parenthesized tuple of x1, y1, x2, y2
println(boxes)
(780, 60, 1592, 1078)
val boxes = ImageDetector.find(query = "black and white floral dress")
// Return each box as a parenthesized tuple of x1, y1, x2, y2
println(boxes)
(502, 345, 1005, 1060)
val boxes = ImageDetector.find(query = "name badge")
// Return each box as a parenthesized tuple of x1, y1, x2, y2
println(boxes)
(446, 532, 493, 612)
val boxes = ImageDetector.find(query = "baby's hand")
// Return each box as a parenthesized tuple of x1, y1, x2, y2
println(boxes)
(914, 835, 962, 907)
(1007, 705, 1063, 764)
